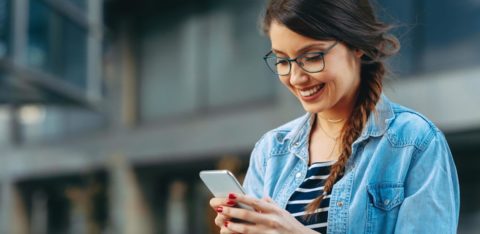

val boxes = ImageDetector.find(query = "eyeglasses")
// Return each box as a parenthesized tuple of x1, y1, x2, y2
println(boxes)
(263, 41, 338, 76)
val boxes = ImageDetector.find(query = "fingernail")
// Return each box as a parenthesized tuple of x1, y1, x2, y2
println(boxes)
(216, 207, 223, 213)
(228, 193, 237, 199)
(224, 221, 229, 228)
(227, 200, 236, 206)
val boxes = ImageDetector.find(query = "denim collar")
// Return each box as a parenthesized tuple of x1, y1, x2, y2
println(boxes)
(360, 94, 395, 138)
(286, 94, 395, 161)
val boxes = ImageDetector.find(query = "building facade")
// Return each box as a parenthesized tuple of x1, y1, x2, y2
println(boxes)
(0, 0, 479, 233)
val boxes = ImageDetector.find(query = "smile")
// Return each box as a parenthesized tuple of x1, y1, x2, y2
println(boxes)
(299, 84, 325, 97)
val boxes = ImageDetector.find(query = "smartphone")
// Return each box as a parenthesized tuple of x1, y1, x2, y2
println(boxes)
(199, 170, 254, 211)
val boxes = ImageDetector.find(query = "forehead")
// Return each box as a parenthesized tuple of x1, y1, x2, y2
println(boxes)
(268, 21, 329, 54)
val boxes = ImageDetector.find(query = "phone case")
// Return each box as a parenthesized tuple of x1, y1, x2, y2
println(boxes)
(199, 170, 253, 210)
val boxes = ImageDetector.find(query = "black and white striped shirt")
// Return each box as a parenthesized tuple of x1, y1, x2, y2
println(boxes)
(285, 161, 334, 234)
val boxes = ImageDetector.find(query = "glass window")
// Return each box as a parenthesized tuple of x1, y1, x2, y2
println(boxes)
(0, 0, 9, 58)
(140, 16, 199, 120)
(139, 0, 274, 120)
(27, 0, 87, 89)
(380, 0, 480, 76)
(67, 0, 86, 10)
(22, 106, 106, 144)
(378, 0, 417, 76)
(0, 106, 10, 146)
(205, 1, 273, 108)
(422, 0, 480, 72)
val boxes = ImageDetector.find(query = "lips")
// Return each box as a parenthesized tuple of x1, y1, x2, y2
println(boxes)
(299, 83, 326, 97)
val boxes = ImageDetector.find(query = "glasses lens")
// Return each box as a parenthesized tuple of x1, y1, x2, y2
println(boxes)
(265, 56, 289, 75)
(299, 53, 325, 73)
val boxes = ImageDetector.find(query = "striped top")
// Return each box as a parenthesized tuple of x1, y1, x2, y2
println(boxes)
(285, 161, 334, 234)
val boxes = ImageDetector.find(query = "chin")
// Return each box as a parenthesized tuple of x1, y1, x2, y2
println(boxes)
(300, 103, 325, 113)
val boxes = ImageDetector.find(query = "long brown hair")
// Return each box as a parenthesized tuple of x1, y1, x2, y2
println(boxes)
(262, 0, 400, 217)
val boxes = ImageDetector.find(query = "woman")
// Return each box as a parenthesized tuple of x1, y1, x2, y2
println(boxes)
(210, 0, 460, 233)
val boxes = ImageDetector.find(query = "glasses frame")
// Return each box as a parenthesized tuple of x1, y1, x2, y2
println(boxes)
(263, 41, 338, 76)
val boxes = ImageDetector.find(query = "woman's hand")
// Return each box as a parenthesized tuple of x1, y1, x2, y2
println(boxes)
(209, 194, 241, 234)
(212, 193, 319, 234)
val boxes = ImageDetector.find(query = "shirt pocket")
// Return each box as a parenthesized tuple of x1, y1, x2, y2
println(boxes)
(365, 183, 404, 234)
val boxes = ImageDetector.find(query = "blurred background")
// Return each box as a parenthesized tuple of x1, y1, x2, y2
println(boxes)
(0, 0, 478, 233)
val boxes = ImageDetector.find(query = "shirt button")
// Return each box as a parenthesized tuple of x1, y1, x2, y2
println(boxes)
(384, 200, 390, 206)
(295, 172, 302, 178)
(337, 201, 343, 207)
(293, 142, 300, 147)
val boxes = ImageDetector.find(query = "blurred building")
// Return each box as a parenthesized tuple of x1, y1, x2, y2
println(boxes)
(0, 0, 479, 233)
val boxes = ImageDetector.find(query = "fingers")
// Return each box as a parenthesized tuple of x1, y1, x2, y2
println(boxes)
(209, 197, 233, 209)
(220, 226, 237, 234)
(215, 208, 244, 234)
(210, 197, 251, 233)
(211, 194, 281, 233)
(211, 197, 238, 230)
(263, 196, 274, 203)
(210, 197, 237, 214)
(220, 205, 273, 226)
(230, 193, 279, 213)
(219, 218, 240, 234)
(209, 197, 222, 207)
(224, 220, 264, 234)
(215, 213, 229, 228)
(224, 221, 248, 234)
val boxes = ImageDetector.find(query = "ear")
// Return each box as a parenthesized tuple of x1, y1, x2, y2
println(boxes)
(353, 48, 364, 58)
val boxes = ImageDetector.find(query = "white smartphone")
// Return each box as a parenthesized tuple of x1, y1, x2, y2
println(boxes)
(199, 170, 254, 211)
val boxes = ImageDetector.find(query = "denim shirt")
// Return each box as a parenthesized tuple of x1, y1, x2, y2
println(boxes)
(243, 94, 460, 233)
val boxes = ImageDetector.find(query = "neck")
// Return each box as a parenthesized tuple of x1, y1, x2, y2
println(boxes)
(315, 103, 354, 137)
(315, 115, 344, 139)
(316, 83, 360, 136)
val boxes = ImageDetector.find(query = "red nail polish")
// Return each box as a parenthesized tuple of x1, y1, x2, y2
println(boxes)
(228, 193, 237, 199)
(224, 221, 229, 228)
(216, 206, 223, 213)
(227, 200, 236, 206)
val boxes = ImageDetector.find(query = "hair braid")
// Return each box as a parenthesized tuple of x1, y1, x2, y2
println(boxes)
(304, 61, 385, 219)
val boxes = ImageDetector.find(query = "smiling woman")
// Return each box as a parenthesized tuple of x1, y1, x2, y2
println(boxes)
(208, 0, 460, 233)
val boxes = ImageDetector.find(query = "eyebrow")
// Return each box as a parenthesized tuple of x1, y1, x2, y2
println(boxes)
(271, 42, 330, 56)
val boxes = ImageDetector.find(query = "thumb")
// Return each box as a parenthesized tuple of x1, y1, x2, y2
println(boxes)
(262, 196, 274, 203)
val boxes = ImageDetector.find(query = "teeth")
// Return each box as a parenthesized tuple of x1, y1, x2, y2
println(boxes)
(300, 84, 323, 97)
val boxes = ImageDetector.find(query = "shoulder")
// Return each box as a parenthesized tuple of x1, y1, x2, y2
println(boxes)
(253, 113, 309, 151)
(386, 102, 441, 151)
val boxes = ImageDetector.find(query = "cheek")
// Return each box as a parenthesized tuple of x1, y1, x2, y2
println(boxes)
(326, 60, 359, 89)
(313, 71, 336, 89)
(279, 77, 288, 88)
(279, 77, 295, 92)
(329, 72, 360, 99)
(322, 72, 350, 98)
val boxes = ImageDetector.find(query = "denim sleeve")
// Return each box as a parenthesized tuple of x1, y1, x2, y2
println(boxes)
(395, 130, 460, 233)
(242, 135, 267, 199)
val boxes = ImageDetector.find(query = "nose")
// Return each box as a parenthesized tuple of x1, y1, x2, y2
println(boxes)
(289, 61, 308, 86)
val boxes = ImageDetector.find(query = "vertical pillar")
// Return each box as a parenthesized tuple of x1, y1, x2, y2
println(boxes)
(9, 0, 29, 146)
(30, 191, 48, 234)
(8, 104, 21, 145)
(119, 21, 138, 128)
(65, 184, 101, 234)
(104, 20, 137, 130)
(8, 185, 29, 234)
(86, 0, 103, 103)
(165, 181, 188, 234)
(108, 154, 153, 234)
